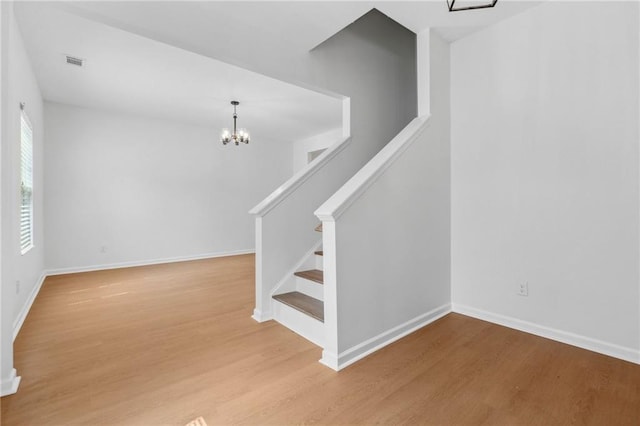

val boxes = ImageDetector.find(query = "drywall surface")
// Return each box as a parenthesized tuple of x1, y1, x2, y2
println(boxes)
(307, 9, 417, 165)
(44, 102, 292, 271)
(56, 6, 418, 189)
(332, 31, 450, 357)
(451, 2, 640, 355)
(1, 1, 44, 393)
(252, 10, 417, 323)
(1, 0, 12, 395)
(292, 128, 342, 173)
(319, 30, 451, 362)
(2, 4, 44, 331)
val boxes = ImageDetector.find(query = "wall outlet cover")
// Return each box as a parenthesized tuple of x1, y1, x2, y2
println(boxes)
(517, 281, 529, 297)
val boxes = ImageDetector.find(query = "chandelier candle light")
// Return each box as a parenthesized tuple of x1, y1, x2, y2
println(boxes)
(221, 101, 250, 145)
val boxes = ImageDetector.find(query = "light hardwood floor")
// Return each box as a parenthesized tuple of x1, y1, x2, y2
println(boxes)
(1, 254, 639, 425)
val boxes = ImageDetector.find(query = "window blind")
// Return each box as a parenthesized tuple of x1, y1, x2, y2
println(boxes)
(20, 110, 33, 254)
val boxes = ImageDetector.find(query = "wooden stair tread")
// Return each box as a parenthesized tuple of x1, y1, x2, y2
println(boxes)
(315, 223, 322, 232)
(273, 292, 324, 322)
(294, 269, 323, 284)
(314, 250, 323, 256)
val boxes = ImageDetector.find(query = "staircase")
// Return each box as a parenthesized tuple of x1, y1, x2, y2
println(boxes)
(271, 225, 325, 346)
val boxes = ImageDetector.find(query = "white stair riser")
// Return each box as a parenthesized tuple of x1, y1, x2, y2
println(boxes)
(273, 300, 325, 347)
(315, 254, 323, 271)
(296, 277, 323, 301)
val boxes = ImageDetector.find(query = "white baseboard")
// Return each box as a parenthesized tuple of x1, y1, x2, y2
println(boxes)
(319, 350, 339, 370)
(252, 308, 273, 323)
(0, 368, 21, 396)
(13, 272, 47, 342)
(452, 303, 640, 365)
(321, 303, 452, 371)
(46, 249, 255, 276)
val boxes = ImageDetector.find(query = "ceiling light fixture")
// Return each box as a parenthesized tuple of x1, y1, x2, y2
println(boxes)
(220, 101, 250, 146)
(447, 0, 498, 12)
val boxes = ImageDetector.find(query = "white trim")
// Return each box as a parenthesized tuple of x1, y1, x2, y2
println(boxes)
(46, 249, 255, 276)
(252, 216, 268, 322)
(318, 351, 338, 370)
(320, 303, 452, 371)
(0, 368, 21, 397)
(13, 271, 46, 341)
(273, 298, 325, 347)
(315, 116, 430, 221)
(452, 303, 640, 365)
(320, 220, 338, 365)
(251, 308, 272, 323)
(253, 241, 322, 324)
(270, 241, 322, 298)
(249, 135, 352, 217)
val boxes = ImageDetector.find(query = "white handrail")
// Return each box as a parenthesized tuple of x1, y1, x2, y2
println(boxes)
(315, 115, 430, 221)
(249, 135, 352, 217)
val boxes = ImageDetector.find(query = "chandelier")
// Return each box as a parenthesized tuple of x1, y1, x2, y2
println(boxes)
(220, 101, 250, 145)
(448, 0, 498, 12)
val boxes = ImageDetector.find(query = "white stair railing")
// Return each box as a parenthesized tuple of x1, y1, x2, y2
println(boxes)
(249, 133, 352, 322)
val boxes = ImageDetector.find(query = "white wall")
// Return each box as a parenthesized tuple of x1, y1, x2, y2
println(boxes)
(1, 0, 12, 396)
(451, 2, 640, 361)
(44, 102, 292, 272)
(292, 128, 342, 173)
(1, 0, 44, 394)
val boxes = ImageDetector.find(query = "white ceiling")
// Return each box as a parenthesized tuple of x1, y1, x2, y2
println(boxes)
(15, 1, 542, 143)
(378, 0, 543, 41)
(14, 3, 344, 143)
(384, 0, 543, 33)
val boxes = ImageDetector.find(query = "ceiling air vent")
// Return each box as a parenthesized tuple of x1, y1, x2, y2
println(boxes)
(65, 55, 84, 67)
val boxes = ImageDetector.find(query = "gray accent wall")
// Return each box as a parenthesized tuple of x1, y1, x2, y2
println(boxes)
(308, 9, 417, 163)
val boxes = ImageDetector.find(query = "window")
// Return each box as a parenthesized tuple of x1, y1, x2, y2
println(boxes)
(20, 108, 34, 254)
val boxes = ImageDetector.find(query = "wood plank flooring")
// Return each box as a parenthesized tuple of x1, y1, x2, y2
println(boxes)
(2, 254, 639, 425)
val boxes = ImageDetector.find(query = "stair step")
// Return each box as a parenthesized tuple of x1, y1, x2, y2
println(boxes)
(294, 269, 323, 284)
(315, 250, 323, 256)
(273, 292, 324, 322)
(315, 223, 322, 232)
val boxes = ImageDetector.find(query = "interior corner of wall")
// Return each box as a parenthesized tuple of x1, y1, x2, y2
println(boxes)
(319, 349, 339, 371)
(342, 97, 351, 138)
(417, 28, 430, 117)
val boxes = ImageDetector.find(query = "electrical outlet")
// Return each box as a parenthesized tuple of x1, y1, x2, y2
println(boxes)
(16, 280, 20, 294)
(517, 281, 529, 297)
